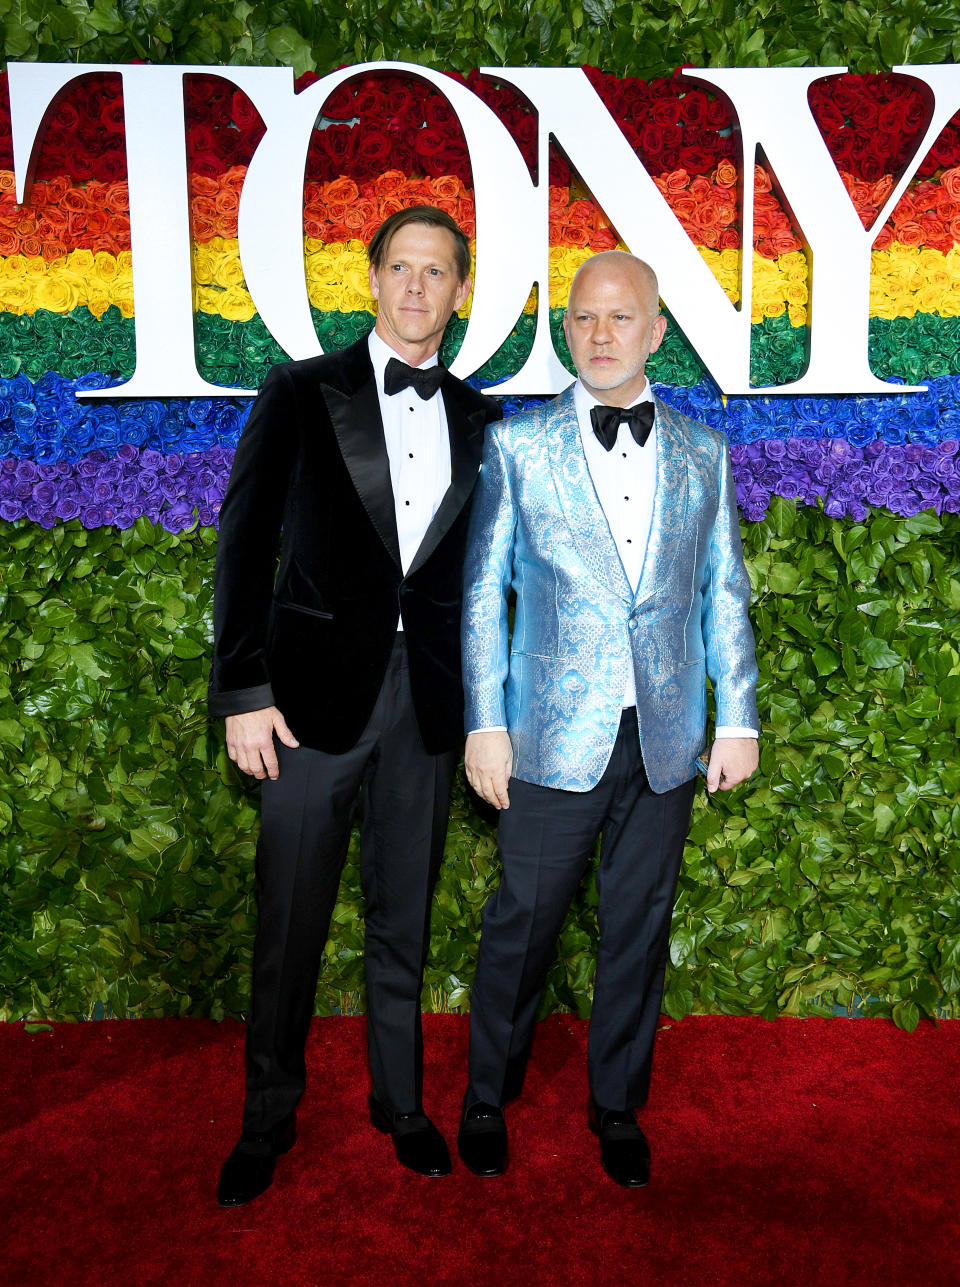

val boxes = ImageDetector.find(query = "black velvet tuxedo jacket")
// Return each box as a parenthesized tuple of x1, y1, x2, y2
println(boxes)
(208, 337, 502, 755)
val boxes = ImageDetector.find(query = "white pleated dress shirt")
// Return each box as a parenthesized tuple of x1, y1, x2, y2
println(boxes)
(368, 330, 452, 628)
(574, 378, 756, 739)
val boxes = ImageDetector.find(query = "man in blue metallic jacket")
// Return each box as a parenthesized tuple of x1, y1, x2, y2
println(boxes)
(456, 250, 760, 1188)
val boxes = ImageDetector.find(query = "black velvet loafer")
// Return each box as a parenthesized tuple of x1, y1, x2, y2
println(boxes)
(216, 1113, 297, 1207)
(369, 1094, 452, 1177)
(588, 1098, 650, 1188)
(457, 1101, 508, 1177)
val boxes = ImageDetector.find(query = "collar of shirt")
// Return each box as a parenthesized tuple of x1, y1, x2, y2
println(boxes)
(368, 328, 440, 396)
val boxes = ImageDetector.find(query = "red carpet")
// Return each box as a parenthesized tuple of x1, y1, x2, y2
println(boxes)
(2, 1015, 958, 1287)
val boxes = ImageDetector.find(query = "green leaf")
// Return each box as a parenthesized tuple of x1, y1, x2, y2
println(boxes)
(265, 25, 315, 77)
(860, 635, 902, 668)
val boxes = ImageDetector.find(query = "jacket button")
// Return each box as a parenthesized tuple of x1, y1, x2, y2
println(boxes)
(628, 619, 638, 632)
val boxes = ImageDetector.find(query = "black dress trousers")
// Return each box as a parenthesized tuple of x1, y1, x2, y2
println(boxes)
(242, 635, 457, 1132)
(466, 709, 697, 1113)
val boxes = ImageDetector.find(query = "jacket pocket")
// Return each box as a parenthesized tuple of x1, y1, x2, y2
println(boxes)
(275, 600, 334, 621)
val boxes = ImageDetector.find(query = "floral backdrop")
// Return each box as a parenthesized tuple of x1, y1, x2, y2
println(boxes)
(3, 68, 960, 532)
(2, 59, 959, 1026)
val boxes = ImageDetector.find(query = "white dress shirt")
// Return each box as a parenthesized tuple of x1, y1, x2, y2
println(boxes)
(368, 331, 452, 628)
(575, 378, 756, 739)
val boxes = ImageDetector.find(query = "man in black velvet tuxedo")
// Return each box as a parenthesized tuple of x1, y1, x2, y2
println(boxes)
(209, 206, 501, 1205)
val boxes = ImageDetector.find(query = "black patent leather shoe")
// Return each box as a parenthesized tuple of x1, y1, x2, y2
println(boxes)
(216, 1113, 296, 1207)
(457, 1101, 508, 1177)
(369, 1094, 452, 1177)
(588, 1098, 650, 1188)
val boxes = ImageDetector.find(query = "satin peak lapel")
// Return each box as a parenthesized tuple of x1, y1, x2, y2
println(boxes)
(321, 357, 402, 570)
(406, 377, 485, 577)
(546, 387, 633, 603)
(634, 397, 689, 605)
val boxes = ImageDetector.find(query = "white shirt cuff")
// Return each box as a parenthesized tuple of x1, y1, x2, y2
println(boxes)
(715, 726, 759, 739)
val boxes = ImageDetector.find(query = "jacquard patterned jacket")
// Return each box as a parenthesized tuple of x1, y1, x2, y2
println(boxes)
(461, 386, 759, 794)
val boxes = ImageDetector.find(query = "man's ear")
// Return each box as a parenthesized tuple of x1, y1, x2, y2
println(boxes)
(650, 312, 668, 354)
(368, 263, 380, 301)
(454, 275, 472, 311)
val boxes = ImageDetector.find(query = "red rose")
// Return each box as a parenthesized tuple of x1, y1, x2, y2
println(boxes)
(98, 152, 128, 184)
(705, 98, 731, 129)
(650, 98, 681, 126)
(678, 146, 715, 174)
(356, 131, 395, 168)
(679, 90, 708, 126)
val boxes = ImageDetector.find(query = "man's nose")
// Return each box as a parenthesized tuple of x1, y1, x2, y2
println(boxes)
(406, 272, 426, 294)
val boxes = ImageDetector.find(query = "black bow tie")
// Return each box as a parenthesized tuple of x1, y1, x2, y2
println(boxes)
(590, 402, 655, 451)
(384, 357, 445, 400)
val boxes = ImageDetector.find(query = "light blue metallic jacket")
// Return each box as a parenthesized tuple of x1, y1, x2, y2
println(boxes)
(462, 387, 759, 794)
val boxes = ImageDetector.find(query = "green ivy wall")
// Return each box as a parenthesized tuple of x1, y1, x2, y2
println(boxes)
(2, 1, 960, 1027)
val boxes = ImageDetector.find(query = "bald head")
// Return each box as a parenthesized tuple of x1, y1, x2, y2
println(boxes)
(563, 251, 667, 407)
(568, 252, 660, 316)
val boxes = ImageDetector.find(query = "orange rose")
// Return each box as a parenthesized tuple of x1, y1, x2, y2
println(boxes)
(941, 166, 960, 201)
(717, 227, 740, 250)
(714, 159, 737, 189)
(359, 217, 384, 243)
(215, 189, 239, 217)
(549, 186, 568, 218)
(894, 220, 924, 246)
(432, 197, 460, 219)
(770, 231, 803, 255)
(872, 224, 895, 251)
(870, 175, 894, 207)
(191, 211, 217, 241)
(562, 225, 589, 247)
(664, 169, 690, 194)
(62, 189, 89, 214)
(324, 176, 360, 205)
(0, 170, 15, 194)
(0, 227, 18, 255)
(189, 174, 219, 199)
(593, 228, 617, 252)
(689, 175, 712, 202)
(754, 165, 772, 195)
(672, 196, 696, 222)
(431, 175, 463, 200)
(41, 239, 68, 263)
(379, 194, 405, 219)
(223, 165, 247, 193)
(216, 212, 238, 239)
(374, 170, 406, 197)
(103, 182, 130, 217)
(700, 228, 719, 250)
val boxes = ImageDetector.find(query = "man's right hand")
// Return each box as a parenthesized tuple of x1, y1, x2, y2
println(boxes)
(225, 707, 300, 780)
(464, 730, 513, 810)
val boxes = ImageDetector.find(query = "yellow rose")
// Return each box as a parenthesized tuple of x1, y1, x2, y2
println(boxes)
(0, 254, 29, 280)
(67, 248, 94, 275)
(34, 275, 78, 313)
(917, 283, 945, 312)
(0, 277, 33, 313)
(308, 282, 339, 312)
(219, 284, 256, 323)
(194, 284, 222, 315)
(85, 294, 113, 321)
(192, 245, 216, 286)
(93, 251, 119, 283)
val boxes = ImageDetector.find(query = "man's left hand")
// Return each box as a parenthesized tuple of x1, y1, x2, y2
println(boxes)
(706, 737, 758, 793)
